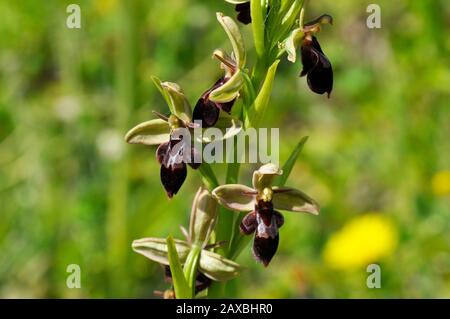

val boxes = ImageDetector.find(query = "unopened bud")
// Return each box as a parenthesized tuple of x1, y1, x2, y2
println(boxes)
(189, 187, 218, 246)
(198, 249, 242, 281)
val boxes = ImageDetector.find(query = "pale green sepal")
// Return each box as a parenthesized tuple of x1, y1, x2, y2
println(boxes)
(124, 119, 170, 145)
(212, 184, 256, 212)
(272, 186, 320, 215)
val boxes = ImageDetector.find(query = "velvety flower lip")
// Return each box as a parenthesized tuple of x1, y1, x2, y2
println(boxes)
(193, 77, 236, 128)
(252, 200, 285, 266)
(149, 117, 201, 198)
(157, 136, 196, 198)
(235, 2, 251, 25)
(300, 35, 333, 97)
(253, 233, 279, 267)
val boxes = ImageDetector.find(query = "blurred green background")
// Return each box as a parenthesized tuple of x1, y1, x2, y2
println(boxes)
(0, 0, 449, 298)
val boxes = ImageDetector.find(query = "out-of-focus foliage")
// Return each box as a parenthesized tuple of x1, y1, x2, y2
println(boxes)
(0, 0, 449, 298)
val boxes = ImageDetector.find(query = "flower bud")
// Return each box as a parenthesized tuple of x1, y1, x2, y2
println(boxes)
(189, 187, 218, 246)
(132, 237, 242, 282)
(198, 249, 242, 281)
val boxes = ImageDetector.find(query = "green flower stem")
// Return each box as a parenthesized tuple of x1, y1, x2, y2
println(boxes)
(198, 162, 219, 190)
(250, 0, 265, 60)
(228, 228, 252, 260)
(242, 71, 257, 108)
(215, 150, 241, 256)
(251, 57, 267, 91)
(271, 0, 304, 50)
(183, 244, 202, 297)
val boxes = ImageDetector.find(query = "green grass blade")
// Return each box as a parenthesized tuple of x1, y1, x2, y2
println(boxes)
(275, 136, 309, 186)
(198, 163, 219, 190)
(166, 236, 191, 299)
(246, 59, 280, 128)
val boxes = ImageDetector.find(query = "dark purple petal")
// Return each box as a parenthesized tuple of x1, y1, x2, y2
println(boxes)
(273, 210, 284, 228)
(253, 233, 279, 267)
(156, 141, 170, 164)
(160, 162, 187, 198)
(235, 3, 251, 25)
(240, 211, 257, 235)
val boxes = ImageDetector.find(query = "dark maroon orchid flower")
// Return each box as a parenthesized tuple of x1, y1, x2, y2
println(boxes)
(125, 79, 201, 198)
(300, 35, 333, 97)
(213, 164, 320, 266)
(286, 14, 333, 97)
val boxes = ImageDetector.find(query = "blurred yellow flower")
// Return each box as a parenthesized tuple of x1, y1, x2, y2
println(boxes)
(323, 213, 397, 270)
(94, 0, 118, 15)
(431, 170, 450, 196)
